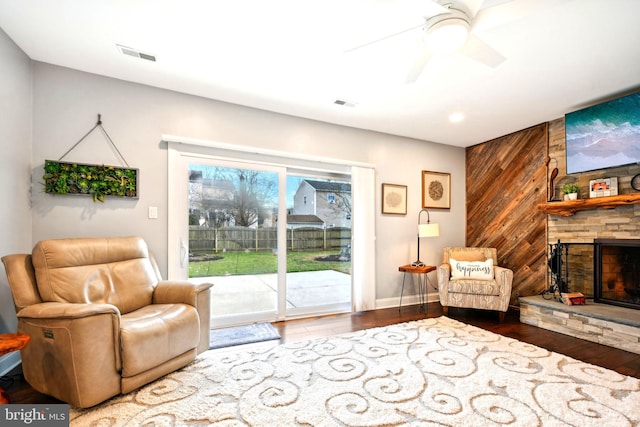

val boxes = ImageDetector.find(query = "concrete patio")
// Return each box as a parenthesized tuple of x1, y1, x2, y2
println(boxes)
(191, 270, 352, 325)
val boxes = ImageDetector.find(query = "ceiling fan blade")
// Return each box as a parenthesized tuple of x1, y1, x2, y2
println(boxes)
(403, 0, 450, 17)
(405, 37, 432, 84)
(344, 0, 448, 54)
(344, 22, 426, 54)
(473, 0, 570, 33)
(456, 0, 486, 18)
(460, 34, 505, 68)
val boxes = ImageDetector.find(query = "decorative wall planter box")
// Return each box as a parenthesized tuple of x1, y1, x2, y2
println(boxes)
(43, 160, 139, 202)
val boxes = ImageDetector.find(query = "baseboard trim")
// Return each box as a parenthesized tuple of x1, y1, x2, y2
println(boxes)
(376, 292, 440, 310)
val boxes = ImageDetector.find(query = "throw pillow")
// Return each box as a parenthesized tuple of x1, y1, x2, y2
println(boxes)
(450, 257, 494, 280)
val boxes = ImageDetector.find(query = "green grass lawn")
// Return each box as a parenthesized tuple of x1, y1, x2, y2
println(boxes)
(189, 250, 351, 277)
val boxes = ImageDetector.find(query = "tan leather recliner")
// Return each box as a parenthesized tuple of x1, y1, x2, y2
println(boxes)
(437, 247, 513, 322)
(1, 236, 213, 408)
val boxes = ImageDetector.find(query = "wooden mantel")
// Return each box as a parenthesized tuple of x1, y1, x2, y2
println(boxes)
(537, 193, 640, 216)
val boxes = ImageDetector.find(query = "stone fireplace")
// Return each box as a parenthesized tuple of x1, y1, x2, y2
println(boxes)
(521, 119, 640, 354)
(595, 238, 640, 310)
(546, 118, 640, 294)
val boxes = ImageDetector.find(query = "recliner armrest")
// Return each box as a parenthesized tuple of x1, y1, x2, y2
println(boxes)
(16, 302, 122, 407)
(153, 280, 213, 306)
(153, 280, 213, 354)
(17, 302, 120, 319)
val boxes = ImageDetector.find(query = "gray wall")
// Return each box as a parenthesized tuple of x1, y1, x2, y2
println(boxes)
(1, 40, 466, 348)
(30, 62, 467, 303)
(0, 28, 32, 371)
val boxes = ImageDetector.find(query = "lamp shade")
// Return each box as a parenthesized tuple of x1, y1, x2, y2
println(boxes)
(418, 222, 440, 238)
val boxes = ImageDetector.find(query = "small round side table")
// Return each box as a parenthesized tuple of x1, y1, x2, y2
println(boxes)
(0, 333, 30, 404)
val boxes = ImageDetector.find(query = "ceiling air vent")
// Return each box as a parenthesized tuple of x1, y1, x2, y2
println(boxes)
(117, 44, 156, 62)
(334, 99, 357, 107)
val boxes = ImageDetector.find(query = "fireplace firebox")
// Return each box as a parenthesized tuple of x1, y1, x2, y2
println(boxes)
(594, 238, 640, 310)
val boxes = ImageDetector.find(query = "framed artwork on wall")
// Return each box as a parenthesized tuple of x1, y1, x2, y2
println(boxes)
(381, 183, 407, 215)
(565, 91, 640, 174)
(422, 171, 450, 209)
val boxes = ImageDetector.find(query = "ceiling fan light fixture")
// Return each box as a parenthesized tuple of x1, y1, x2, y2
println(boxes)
(425, 17, 470, 54)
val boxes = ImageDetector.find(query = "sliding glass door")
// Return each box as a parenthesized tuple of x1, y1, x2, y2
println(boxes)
(169, 147, 354, 328)
(285, 173, 352, 317)
(187, 158, 282, 326)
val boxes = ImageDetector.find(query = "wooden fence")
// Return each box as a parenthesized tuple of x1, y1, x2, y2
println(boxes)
(189, 226, 351, 253)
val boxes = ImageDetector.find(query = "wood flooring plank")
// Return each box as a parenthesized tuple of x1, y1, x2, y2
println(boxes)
(3, 305, 638, 405)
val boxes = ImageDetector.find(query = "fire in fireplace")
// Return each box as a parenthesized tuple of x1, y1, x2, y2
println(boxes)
(594, 238, 640, 310)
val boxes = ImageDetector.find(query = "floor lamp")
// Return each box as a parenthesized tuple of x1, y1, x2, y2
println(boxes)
(412, 208, 440, 267)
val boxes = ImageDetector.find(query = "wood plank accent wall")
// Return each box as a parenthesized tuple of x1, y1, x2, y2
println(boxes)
(466, 123, 549, 305)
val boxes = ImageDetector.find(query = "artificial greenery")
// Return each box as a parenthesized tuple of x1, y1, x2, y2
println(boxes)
(43, 160, 138, 202)
(561, 183, 580, 195)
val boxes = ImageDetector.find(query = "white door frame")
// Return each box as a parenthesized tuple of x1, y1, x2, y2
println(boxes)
(166, 136, 376, 322)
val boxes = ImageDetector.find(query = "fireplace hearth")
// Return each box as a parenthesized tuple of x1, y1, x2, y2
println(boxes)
(535, 239, 640, 353)
(594, 238, 640, 310)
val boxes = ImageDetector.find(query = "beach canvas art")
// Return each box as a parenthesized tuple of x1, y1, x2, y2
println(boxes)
(566, 92, 640, 174)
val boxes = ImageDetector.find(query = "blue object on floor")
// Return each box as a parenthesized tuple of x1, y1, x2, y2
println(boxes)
(209, 322, 281, 349)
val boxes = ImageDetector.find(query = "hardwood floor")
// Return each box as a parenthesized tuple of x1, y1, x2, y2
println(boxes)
(2, 304, 638, 405)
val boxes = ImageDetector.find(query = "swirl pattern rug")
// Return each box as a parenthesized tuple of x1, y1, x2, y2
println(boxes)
(70, 316, 640, 426)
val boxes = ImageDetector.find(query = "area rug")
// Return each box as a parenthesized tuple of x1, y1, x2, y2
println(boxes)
(70, 316, 640, 426)
(209, 322, 281, 350)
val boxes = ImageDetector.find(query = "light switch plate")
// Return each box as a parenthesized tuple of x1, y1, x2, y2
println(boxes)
(148, 206, 158, 219)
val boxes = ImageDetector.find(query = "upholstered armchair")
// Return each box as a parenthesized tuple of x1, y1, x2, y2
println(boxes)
(1, 236, 212, 408)
(437, 247, 513, 321)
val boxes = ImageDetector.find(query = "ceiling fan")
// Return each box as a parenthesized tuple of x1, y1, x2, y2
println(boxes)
(345, 0, 565, 84)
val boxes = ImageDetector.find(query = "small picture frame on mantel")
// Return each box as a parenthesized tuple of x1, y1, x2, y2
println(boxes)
(381, 183, 407, 215)
(589, 177, 618, 198)
(422, 171, 450, 209)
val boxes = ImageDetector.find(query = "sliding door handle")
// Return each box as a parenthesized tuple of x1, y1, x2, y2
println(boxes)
(180, 239, 188, 268)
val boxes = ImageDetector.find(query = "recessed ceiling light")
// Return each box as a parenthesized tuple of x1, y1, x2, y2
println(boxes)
(449, 112, 465, 123)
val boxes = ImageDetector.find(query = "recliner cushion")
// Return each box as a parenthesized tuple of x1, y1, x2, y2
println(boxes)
(32, 237, 157, 314)
(120, 304, 200, 377)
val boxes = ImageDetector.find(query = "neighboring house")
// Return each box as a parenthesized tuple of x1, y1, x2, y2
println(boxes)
(188, 170, 237, 227)
(292, 180, 351, 228)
